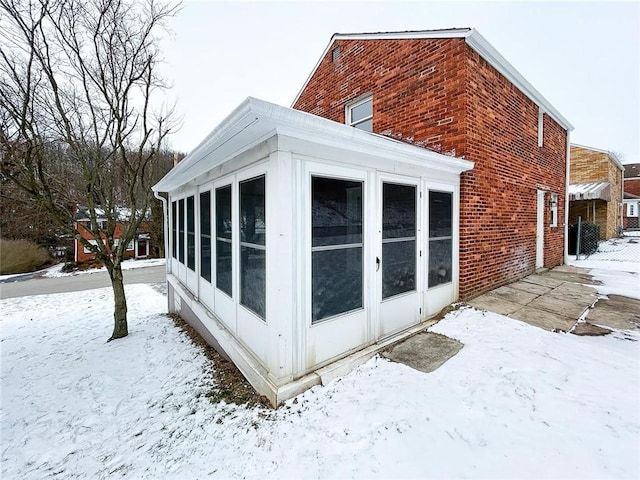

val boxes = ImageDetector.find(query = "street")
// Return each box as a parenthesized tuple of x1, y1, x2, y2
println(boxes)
(0, 265, 166, 300)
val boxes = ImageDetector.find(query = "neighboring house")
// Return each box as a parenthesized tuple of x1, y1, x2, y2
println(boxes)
(153, 28, 572, 406)
(568, 144, 624, 239)
(623, 163, 640, 230)
(73, 206, 152, 263)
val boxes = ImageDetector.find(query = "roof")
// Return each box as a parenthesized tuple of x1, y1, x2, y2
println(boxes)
(624, 192, 640, 200)
(623, 163, 640, 179)
(568, 182, 612, 202)
(153, 97, 474, 193)
(291, 28, 573, 131)
(570, 143, 625, 171)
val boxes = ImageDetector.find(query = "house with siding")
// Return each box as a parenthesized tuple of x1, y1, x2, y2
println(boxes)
(568, 144, 624, 239)
(153, 28, 572, 406)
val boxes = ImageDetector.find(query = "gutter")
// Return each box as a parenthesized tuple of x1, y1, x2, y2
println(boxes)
(564, 130, 571, 264)
(153, 190, 170, 302)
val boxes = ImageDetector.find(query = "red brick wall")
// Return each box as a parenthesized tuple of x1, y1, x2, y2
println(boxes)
(294, 37, 567, 299)
(625, 179, 640, 197)
(75, 222, 134, 263)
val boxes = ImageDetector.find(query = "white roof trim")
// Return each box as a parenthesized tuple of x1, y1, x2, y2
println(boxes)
(568, 181, 612, 202)
(153, 97, 474, 193)
(570, 143, 625, 171)
(291, 28, 573, 131)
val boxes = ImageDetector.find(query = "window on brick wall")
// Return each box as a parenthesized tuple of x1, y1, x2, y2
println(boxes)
(346, 95, 373, 132)
(537, 108, 544, 147)
(550, 193, 558, 227)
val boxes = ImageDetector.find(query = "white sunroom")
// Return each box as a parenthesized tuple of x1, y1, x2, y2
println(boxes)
(153, 97, 473, 406)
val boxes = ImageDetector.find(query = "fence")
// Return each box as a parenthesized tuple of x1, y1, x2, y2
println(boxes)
(569, 217, 640, 262)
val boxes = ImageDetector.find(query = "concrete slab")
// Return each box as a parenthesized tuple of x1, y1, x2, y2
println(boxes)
(571, 322, 611, 336)
(490, 285, 539, 305)
(587, 298, 640, 331)
(521, 274, 564, 289)
(509, 280, 552, 296)
(542, 270, 599, 285)
(509, 306, 577, 332)
(528, 295, 589, 319)
(383, 332, 463, 373)
(547, 283, 598, 307)
(467, 295, 523, 315)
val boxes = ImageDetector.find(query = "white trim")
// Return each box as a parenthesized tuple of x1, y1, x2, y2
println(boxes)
(290, 29, 573, 131)
(345, 93, 373, 131)
(537, 108, 544, 147)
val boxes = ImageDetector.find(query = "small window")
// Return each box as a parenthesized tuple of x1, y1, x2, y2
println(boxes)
(126, 240, 134, 251)
(630, 203, 636, 217)
(83, 239, 99, 254)
(550, 193, 559, 227)
(346, 95, 373, 132)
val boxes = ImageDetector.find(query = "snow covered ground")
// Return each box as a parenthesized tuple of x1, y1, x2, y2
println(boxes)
(1, 255, 639, 478)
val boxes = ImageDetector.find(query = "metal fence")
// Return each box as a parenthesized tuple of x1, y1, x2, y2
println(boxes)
(570, 217, 640, 261)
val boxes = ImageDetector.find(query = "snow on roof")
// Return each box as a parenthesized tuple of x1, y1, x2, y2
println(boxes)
(291, 28, 573, 131)
(568, 181, 612, 202)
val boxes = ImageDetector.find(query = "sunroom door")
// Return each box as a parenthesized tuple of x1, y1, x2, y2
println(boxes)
(378, 178, 421, 338)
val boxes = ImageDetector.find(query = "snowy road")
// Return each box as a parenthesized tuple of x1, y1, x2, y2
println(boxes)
(0, 265, 165, 299)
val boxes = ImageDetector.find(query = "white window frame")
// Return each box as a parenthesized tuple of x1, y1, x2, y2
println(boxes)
(83, 239, 98, 254)
(345, 94, 373, 132)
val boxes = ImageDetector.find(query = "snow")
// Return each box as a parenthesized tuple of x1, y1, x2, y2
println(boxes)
(2, 251, 639, 478)
(42, 258, 166, 278)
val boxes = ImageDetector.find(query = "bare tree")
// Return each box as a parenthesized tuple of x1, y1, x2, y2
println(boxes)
(0, 0, 178, 340)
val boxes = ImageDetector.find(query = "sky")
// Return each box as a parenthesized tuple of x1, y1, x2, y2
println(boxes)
(160, 1, 640, 165)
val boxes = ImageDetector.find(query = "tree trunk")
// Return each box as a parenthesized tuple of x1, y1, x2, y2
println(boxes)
(108, 264, 128, 341)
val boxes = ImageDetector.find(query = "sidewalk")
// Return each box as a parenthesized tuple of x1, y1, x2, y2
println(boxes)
(468, 264, 640, 335)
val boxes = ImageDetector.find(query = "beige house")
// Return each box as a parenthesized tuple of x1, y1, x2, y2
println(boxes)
(569, 144, 624, 239)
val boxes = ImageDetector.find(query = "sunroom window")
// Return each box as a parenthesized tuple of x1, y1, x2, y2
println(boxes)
(428, 191, 452, 287)
(178, 198, 185, 264)
(215, 185, 232, 297)
(200, 190, 211, 282)
(186, 195, 195, 271)
(240, 176, 266, 319)
(346, 95, 373, 132)
(311, 176, 363, 322)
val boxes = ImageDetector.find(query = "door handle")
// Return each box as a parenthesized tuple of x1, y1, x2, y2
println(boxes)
(376, 256, 380, 272)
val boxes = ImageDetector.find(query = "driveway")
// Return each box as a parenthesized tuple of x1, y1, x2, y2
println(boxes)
(0, 265, 166, 300)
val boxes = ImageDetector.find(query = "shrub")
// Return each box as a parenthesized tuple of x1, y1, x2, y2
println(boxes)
(61, 262, 79, 273)
(0, 238, 52, 275)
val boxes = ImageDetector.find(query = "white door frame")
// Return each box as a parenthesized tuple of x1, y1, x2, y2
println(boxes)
(536, 190, 545, 269)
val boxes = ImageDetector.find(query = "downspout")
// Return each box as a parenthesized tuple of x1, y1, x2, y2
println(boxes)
(564, 130, 571, 265)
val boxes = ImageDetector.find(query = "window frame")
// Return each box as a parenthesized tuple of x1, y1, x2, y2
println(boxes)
(345, 94, 373, 132)
(199, 189, 212, 282)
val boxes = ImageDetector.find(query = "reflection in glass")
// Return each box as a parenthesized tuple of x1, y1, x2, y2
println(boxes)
(240, 246, 266, 318)
(240, 176, 266, 319)
(382, 240, 416, 298)
(215, 185, 232, 297)
(200, 191, 211, 282)
(383, 183, 416, 239)
(312, 177, 362, 247)
(429, 239, 452, 286)
(312, 247, 363, 322)
(429, 191, 453, 288)
(312, 176, 364, 322)
(186, 195, 195, 271)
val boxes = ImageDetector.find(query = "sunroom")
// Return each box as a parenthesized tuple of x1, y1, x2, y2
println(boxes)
(153, 97, 473, 406)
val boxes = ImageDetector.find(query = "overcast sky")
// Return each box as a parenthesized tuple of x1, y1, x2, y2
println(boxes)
(160, 1, 639, 165)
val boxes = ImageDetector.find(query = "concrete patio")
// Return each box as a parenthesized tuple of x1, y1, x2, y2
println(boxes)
(384, 264, 640, 373)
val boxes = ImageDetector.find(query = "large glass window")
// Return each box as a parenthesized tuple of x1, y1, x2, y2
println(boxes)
(171, 201, 177, 259)
(382, 183, 416, 299)
(346, 95, 373, 132)
(178, 198, 185, 264)
(186, 195, 195, 271)
(240, 176, 266, 319)
(215, 185, 232, 297)
(311, 176, 363, 322)
(200, 191, 211, 282)
(429, 191, 453, 287)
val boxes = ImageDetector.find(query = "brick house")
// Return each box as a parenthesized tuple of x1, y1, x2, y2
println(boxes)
(154, 28, 572, 405)
(74, 206, 152, 263)
(293, 29, 572, 299)
(623, 163, 640, 229)
(568, 144, 624, 239)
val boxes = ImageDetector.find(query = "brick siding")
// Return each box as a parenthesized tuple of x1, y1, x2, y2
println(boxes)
(294, 37, 568, 299)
